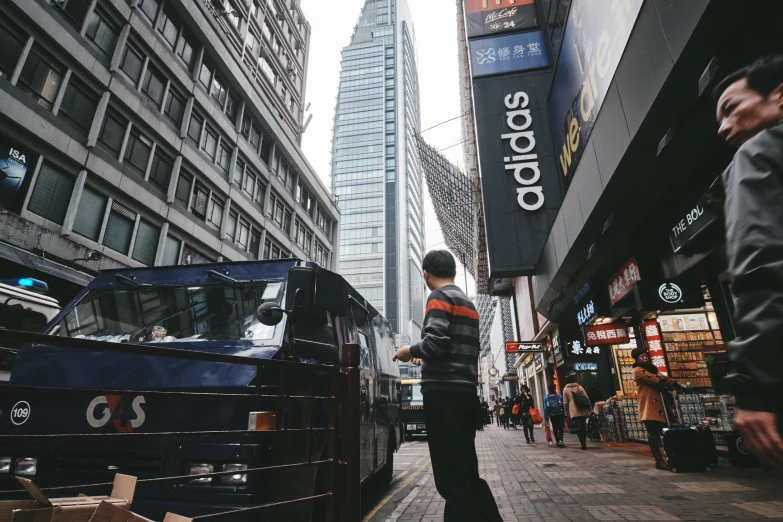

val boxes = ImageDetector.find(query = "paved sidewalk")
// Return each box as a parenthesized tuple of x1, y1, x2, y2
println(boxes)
(390, 424, 783, 521)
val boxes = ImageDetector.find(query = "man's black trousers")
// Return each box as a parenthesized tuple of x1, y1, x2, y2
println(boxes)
(423, 390, 502, 522)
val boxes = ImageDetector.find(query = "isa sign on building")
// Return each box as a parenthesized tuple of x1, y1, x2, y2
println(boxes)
(469, 31, 548, 77)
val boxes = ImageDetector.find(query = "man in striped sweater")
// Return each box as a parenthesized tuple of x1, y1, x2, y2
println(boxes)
(393, 250, 501, 521)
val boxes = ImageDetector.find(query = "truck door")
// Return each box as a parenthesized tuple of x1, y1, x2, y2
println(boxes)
(350, 300, 376, 480)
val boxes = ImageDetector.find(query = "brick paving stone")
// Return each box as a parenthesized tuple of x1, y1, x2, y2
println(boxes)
(374, 426, 783, 521)
(670, 480, 755, 492)
(732, 502, 783, 518)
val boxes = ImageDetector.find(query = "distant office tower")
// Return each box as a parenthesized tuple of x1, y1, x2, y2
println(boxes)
(332, 0, 424, 343)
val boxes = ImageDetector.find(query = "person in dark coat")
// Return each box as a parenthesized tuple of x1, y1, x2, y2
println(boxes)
(518, 385, 535, 443)
(714, 54, 783, 468)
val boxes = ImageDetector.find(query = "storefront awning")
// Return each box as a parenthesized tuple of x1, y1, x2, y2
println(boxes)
(0, 242, 93, 287)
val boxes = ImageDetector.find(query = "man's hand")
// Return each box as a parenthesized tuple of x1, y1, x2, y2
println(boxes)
(411, 357, 421, 366)
(734, 409, 783, 468)
(392, 345, 412, 363)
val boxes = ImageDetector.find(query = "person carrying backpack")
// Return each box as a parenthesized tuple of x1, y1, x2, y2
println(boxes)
(544, 384, 566, 448)
(563, 373, 592, 450)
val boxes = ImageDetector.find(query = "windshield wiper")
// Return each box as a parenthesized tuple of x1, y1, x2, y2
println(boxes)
(115, 274, 149, 287)
(207, 270, 239, 283)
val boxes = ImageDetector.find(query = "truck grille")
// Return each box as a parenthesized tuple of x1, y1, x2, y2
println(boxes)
(55, 447, 165, 482)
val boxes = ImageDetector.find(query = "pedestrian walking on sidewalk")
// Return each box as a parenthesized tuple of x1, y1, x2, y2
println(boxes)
(392, 250, 502, 522)
(493, 401, 502, 427)
(633, 348, 684, 470)
(563, 373, 591, 450)
(714, 54, 783, 468)
(544, 384, 566, 448)
(519, 385, 535, 444)
(511, 398, 521, 430)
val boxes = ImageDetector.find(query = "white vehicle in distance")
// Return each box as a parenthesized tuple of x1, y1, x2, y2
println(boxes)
(0, 279, 61, 381)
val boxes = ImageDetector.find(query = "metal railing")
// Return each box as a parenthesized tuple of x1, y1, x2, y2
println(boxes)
(0, 329, 361, 521)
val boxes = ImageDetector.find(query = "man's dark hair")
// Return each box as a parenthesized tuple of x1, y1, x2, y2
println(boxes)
(422, 250, 457, 278)
(548, 384, 557, 394)
(566, 372, 578, 384)
(713, 54, 783, 100)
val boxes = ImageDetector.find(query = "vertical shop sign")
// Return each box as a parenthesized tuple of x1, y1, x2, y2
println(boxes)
(549, 0, 643, 184)
(643, 320, 669, 376)
(608, 256, 641, 305)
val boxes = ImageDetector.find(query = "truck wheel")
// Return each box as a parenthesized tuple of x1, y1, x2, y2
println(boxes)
(377, 432, 395, 491)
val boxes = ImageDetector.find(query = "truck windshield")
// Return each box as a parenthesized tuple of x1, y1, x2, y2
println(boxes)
(49, 281, 283, 343)
(402, 384, 423, 404)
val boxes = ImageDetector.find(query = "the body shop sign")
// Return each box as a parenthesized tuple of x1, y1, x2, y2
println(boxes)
(464, 0, 539, 38)
(549, 0, 643, 184)
(0, 138, 32, 213)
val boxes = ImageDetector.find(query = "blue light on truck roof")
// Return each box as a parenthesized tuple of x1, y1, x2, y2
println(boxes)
(0, 278, 49, 293)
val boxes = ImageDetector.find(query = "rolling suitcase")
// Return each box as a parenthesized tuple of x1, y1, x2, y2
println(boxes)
(660, 392, 718, 473)
(662, 425, 718, 473)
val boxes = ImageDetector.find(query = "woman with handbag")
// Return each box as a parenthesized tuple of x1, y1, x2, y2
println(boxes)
(518, 385, 536, 443)
(633, 348, 684, 470)
(563, 373, 592, 450)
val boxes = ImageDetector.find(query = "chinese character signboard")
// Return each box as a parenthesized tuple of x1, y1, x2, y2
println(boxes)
(583, 322, 630, 346)
(505, 341, 546, 353)
(464, 0, 539, 38)
(0, 137, 34, 213)
(643, 320, 669, 376)
(608, 256, 641, 306)
(549, 0, 643, 184)
(567, 340, 603, 357)
(469, 31, 548, 77)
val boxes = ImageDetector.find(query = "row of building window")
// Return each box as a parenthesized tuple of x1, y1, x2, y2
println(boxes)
(0, 3, 332, 262)
(25, 157, 325, 268)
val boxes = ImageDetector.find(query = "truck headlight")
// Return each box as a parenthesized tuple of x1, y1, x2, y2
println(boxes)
(14, 458, 37, 477)
(219, 463, 248, 485)
(0, 457, 11, 474)
(186, 463, 214, 483)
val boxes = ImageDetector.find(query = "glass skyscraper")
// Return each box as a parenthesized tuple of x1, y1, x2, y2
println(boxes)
(332, 0, 425, 344)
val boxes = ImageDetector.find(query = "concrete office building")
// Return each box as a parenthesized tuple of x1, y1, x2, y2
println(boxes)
(0, 0, 338, 303)
(331, 0, 424, 343)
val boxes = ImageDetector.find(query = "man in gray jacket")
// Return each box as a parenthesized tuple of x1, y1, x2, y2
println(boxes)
(714, 54, 783, 467)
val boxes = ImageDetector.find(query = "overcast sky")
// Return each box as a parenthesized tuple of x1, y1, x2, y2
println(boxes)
(299, 0, 477, 295)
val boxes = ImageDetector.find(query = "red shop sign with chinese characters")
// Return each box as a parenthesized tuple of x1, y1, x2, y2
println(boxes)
(643, 320, 669, 376)
(583, 323, 630, 346)
(608, 256, 642, 305)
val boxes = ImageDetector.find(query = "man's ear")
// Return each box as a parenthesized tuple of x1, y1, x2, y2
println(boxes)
(774, 83, 783, 112)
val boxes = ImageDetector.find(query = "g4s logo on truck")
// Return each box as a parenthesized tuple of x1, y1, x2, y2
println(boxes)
(87, 395, 146, 432)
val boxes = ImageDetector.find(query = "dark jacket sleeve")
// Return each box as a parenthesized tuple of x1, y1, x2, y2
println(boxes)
(409, 289, 452, 360)
(722, 124, 783, 412)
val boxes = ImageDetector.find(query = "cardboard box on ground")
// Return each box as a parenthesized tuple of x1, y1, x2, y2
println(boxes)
(0, 474, 154, 522)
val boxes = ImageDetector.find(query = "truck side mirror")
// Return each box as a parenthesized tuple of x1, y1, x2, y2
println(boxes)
(285, 267, 317, 317)
(256, 302, 284, 326)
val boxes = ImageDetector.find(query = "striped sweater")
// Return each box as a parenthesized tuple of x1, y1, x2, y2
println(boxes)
(410, 284, 479, 393)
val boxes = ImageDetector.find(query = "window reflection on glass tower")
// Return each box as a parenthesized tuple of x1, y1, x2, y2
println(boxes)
(332, 0, 425, 345)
